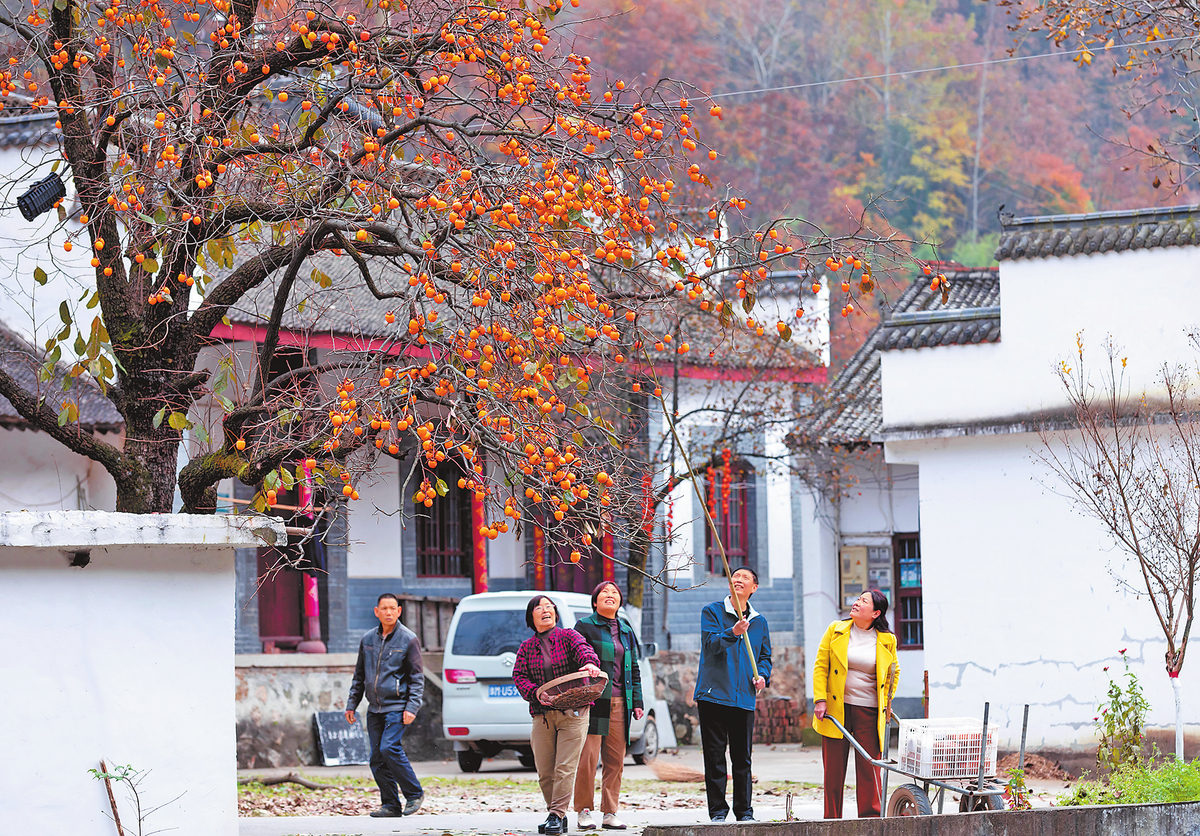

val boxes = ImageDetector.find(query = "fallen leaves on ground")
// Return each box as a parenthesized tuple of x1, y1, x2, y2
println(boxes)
(997, 753, 1073, 781)
(238, 776, 718, 817)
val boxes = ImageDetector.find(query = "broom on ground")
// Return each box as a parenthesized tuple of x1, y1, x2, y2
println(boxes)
(647, 760, 706, 782)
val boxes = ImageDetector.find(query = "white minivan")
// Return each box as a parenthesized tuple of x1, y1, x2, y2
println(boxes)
(441, 590, 676, 772)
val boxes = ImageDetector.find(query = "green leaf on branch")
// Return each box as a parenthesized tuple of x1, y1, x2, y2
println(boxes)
(59, 301, 71, 325)
(742, 291, 755, 313)
(435, 477, 449, 496)
(152, 407, 166, 429)
(167, 411, 192, 431)
(34, 266, 47, 286)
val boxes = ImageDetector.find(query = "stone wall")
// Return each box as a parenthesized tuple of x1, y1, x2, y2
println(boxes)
(651, 645, 806, 746)
(235, 652, 451, 768)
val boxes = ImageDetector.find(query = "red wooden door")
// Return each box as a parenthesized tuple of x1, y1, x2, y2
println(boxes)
(257, 546, 304, 650)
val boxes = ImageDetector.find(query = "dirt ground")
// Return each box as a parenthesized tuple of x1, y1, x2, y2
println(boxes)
(238, 776, 822, 818)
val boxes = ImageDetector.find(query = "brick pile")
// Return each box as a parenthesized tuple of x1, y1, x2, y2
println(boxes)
(753, 695, 806, 744)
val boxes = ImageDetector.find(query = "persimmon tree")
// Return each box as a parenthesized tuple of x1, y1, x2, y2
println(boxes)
(997, 0, 1200, 190)
(0, 0, 917, 576)
(1038, 336, 1200, 761)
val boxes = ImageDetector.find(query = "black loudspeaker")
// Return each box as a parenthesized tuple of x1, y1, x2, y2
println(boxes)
(17, 172, 67, 221)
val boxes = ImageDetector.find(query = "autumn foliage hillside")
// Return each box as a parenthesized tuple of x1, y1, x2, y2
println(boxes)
(570, 0, 1195, 370)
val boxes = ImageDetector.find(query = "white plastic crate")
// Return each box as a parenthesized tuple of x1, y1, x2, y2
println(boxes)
(897, 718, 998, 779)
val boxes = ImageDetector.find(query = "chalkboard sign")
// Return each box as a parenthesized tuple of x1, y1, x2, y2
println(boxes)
(314, 711, 371, 766)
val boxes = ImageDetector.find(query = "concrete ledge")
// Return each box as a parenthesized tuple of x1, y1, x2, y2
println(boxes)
(0, 510, 286, 549)
(644, 800, 1200, 836)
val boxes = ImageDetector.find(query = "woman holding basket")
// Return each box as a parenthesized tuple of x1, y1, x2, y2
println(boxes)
(513, 594, 604, 836)
(812, 589, 899, 819)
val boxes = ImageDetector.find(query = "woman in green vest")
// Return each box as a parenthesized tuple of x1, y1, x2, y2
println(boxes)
(572, 581, 645, 830)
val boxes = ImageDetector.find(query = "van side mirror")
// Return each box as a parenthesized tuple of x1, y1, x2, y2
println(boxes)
(641, 641, 659, 659)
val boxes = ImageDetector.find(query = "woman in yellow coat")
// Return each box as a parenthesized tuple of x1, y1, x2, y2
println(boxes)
(812, 589, 899, 819)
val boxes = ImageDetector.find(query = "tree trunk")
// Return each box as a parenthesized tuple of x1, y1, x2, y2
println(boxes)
(115, 430, 182, 513)
(1173, 675, 1184, 760)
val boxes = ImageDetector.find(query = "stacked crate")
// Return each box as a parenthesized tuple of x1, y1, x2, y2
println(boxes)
(898, 718, 998, 779)
(753, 696, 805, 744)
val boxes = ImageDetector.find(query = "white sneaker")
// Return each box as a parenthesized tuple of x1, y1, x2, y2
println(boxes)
(602, 813, 627, 830)
(577, 810, 596, 831)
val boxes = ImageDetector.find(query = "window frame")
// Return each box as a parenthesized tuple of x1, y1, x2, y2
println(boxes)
(892, 532, 923, 650)
(415, 463, 474, 579)
(704, 458, 752, 576)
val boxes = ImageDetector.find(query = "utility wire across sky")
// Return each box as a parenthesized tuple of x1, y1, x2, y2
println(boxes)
(709, 35, 1195, 100)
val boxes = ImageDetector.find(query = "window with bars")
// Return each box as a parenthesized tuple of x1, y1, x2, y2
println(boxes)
(893, 533, 923, 649)
(416, 465, 474, 578)
(704, 459, 752, 575)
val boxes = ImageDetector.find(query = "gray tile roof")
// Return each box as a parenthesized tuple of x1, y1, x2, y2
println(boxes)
(799, 269, 1001, 445)
(224, 251, 403, 340)
(996, 205, 1200, 261)
(0, 320, 123, 431)
(224, 258, 823, 370)
(0, 107, 60, 149)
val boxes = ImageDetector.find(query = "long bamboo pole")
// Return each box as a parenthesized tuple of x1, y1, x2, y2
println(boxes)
(641, 352, 759, 681)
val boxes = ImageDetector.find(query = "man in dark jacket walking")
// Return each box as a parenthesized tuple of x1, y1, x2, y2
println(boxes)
(694, 568, 772, 823)
(346, 593, 425, 818)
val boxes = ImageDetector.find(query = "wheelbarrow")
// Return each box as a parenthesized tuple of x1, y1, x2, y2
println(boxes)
(827, 702, 1018, 816)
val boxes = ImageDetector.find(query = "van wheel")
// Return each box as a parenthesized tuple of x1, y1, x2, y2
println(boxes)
(632, 717, 658, 764)
(457, 750, 483, 773)
(518, 752, 536, 769)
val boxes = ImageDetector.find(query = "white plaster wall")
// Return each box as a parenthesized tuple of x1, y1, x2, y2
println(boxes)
(764, 426, 794, 581)
(798, 456, 922, 702)
(0, 147, 95, 352)
(887, 432, 1200, 751)
(0, 428, 117, 511)
(346, 455, 403, 578)
(1, 542, 238, 833)
(649, 378, 800, 584)
(800, 485, 838, 700)
(664, 477, 695, 585)
(488, 526, 521, 581)
(882, 247, 1200, 430)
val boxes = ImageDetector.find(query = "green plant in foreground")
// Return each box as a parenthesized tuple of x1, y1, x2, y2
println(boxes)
(1095, 649, 1150, 773)
(1058, 758, 1200, 806)
(1004, 766, 1033, 810)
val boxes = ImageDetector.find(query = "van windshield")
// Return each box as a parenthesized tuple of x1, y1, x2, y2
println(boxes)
(451, 610, 528, 656)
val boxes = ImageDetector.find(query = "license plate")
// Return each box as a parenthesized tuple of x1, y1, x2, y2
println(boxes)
(488, 683, 521, 698)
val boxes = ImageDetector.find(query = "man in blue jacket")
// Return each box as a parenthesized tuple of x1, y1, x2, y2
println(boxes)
(693, 567, 772, 822)
(346, 593, 425, 818)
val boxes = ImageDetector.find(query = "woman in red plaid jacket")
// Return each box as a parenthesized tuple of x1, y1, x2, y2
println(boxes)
(513, 595, 602, 836)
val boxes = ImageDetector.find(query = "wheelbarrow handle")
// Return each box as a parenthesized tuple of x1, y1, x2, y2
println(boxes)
(827, 716, 891, 771)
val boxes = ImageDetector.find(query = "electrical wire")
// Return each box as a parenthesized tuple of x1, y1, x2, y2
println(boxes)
(709, 36, 1195, 100)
